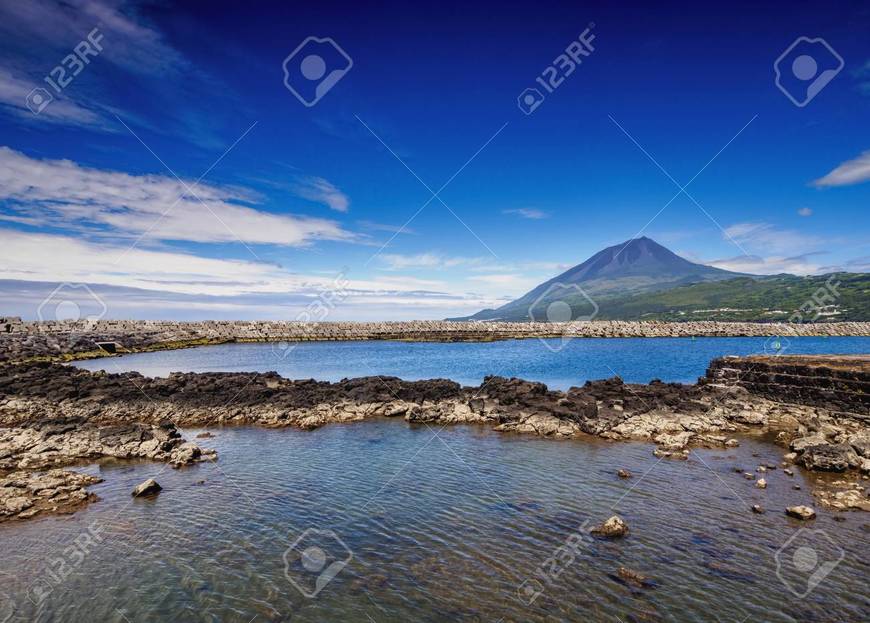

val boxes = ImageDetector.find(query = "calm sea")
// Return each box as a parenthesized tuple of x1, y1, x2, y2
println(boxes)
(74, 336, 870, 389)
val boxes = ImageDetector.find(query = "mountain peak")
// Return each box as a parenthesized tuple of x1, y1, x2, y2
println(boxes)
(451, 237, 748, 321)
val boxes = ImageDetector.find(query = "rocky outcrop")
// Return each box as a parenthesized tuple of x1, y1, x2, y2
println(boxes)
(0, 417, 216, 471)
(0, 354, 868, 520)
(0, 413, 214, 523)
(0, 469, 102, 522)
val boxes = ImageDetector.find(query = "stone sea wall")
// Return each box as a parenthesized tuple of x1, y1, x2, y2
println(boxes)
(4, 317, 870, 340)
(2, 317, 868, 363)
(707, 355, 870, 416)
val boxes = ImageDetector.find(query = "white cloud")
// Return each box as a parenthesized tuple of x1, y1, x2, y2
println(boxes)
(0, 147, 354, 246)
(378, 253, 490, 270)
(0, 0, 187, 77)
(357, 220, 416, 235)
(467, 273, 540, 290)
(797, 207, 813, 217)
(0, 230, 504, 320)
(813, 151, 870, 187)
(722, 222, 821, 255)
(503, 208, 549, 219)
(294, 176, 350, 212)
(0, 70, 105, 127)
(708, 253, 827, 276)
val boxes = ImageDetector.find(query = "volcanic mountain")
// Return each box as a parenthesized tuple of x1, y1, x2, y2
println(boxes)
(453, 237, 748, 321)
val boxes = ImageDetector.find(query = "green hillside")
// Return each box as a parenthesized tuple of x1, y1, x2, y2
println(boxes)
(592, 273, 870, 321)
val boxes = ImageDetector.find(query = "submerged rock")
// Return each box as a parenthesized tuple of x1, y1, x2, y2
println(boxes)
(756, 478, 767, 489)
(751, 504, 764, 514)
(616, 566, 652, 587)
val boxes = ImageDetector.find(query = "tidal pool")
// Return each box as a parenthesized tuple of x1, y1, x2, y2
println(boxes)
(1, 421, 867, 622)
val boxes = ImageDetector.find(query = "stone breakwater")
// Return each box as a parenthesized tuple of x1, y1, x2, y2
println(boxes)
(2, 317, 870, 362)
(708, 355, 870, 415)
(1, 355, 868, 519)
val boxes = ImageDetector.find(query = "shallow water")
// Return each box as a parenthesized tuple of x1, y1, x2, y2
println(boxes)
(74, 336, 870, 389)
(1, 422, 868, 622)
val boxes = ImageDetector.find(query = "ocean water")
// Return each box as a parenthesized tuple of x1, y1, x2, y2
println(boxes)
(74, 336, 870, 389)
(1, 422, 867, 622)
(9, 338, 866, 621)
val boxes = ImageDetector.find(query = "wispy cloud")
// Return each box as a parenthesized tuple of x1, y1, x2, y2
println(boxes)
(378, 253, 490, 270)
(502, 208, 550, 219)
(812, 150, 870, 187)
(294, 176, 350, 212)
(0, 146, 354, 246)
(0, 0, 188, 78)
(0, 70, 105, 127)
(0, 230, 505, 320)
(797, 207, 813, 217)
(708, 252, 828, 276)
(357, 220, 416, 235)
(722, 222, 822, 255)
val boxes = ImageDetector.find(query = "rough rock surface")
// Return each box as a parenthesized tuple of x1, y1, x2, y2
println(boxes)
(0, 469, 102, 522)
(786, 505, 817, 520)
(132, 478, 162, 497)
(0, 352, 868, 520)
(2, 318, 868, 363)
(592, 515, 629, 537)
(0, 411, 214, 522)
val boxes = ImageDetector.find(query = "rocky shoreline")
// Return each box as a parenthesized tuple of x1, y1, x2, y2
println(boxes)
(3, 317, 870, 363)
(0, 413, 214, 522)
(1, 354, 868, 521)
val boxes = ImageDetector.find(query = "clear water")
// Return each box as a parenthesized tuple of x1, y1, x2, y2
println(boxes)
(11, 339, 869, 621)
(1, 422, 867, 622)
(74, 337, 870, 390)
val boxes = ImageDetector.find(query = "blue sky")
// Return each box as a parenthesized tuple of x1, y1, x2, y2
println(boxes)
(0, 0, 868, 320)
